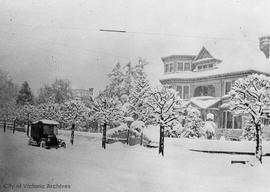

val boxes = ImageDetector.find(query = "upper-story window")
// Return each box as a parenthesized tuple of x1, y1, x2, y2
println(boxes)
(224, 80, 236, 95)
(177, 62, 183, 71)
(164, 64, 169, 73)
(169, 63, 175, 72)
(224, 81, 232, 95)
(196, 63, 214, 71)
(225, 82, 231, 95)
(184, 63, 191, 71)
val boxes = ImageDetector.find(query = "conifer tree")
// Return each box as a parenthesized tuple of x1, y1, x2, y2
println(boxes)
(16, 81, 34, 105)
(129, 73, 151, 123)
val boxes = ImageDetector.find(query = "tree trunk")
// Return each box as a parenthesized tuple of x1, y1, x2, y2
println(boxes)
(140, 132, 143, 146)
(13, 119, 16, 134)
(127, 129, 130, 145)
(255, 123, 263, 163)
(3, 119, 6, 132)
(102, 123, 107, 149)
(26, 113, 30, 136)
(70, 123, 75, 145)
(159, 124, 164, 156)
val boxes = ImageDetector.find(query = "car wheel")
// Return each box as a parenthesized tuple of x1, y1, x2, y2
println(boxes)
(61, 142, 66, 148)
(28, 138, 32, 145)
(40, 141, 46, 148)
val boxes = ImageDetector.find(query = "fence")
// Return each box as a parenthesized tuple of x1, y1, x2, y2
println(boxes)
(0, 120, 25, 133)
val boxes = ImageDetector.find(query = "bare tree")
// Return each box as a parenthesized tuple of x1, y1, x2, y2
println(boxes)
(146, 85, 182, 156)
(91, 91, 123, 149)
(229, 74, 270, 164)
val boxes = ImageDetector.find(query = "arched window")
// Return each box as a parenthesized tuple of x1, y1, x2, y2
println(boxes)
(194, 85, 215, 97)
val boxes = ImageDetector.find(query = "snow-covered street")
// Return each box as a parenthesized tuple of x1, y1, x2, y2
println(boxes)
(1, 130, 270, 192)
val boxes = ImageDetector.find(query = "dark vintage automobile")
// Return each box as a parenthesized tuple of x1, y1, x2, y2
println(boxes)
(28, 119, 66, 149)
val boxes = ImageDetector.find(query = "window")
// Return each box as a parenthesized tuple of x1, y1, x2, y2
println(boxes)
(176, 85, 189, 99)
(194, 85, 215, 97)
(203, 65, 208, 69)
(176, 86, 182, 99)
(183, 86, 189, 99)
(222, 111, 242, 129)
(209, 64, 213, 68)
(177, 62, 183, 71)
(225, 81, 232, 95)
(227, 112, 232, 129)
(184, 63, 191, 71)
(169, 63, 175, 72)
(198, 66, 202, 70)
(222, 112, 226, 128)
(165, 64, 169, 73)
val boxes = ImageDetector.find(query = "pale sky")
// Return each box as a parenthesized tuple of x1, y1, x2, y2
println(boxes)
(0, 0, 269, 95)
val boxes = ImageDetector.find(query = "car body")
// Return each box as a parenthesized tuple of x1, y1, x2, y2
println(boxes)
(28, 119, 66, 149)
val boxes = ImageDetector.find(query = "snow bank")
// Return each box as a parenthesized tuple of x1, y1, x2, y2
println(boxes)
(1, 131, 270, 192)
(107, 124, 129, 137)
(143, 125, 159, 142)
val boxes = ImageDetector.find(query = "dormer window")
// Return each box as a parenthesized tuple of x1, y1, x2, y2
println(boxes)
(184, 63, 191, 71)
(196, 62, 215, 71)
(169, 63, 175, 72)
(164, 64, 169, 73)
(177, 62, 183, 71)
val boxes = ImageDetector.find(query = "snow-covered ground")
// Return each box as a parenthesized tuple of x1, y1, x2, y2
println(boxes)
(1, 130, 270, 192)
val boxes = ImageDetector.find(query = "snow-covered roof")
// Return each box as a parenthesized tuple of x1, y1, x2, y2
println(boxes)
(184, 96, 221, 109)
(160, 40, 270, 81)
(32, 119, 59, 125)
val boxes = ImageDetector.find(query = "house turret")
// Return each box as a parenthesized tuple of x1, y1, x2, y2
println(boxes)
(259, 36, 270, 59)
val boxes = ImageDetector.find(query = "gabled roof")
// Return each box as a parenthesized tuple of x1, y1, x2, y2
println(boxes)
(161, 55, 196, 63)
(160, 40, 270, 80)
(32, 119, 59, 125)
(194, 46, 213, 61)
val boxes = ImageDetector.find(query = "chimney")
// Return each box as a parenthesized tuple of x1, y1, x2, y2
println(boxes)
(259, 36, 270, 59)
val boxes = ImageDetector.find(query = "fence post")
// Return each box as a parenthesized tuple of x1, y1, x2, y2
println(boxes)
(4, 119, 6, 132)
(70, 123, 75, 145)
(13, 119, 16, 134)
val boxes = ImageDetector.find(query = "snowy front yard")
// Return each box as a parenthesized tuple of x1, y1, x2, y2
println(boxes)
(1, 130, 270, 192)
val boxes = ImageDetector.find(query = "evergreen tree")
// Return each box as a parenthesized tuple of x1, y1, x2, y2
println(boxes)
(106, 58, 148, 100)
(106, 62, 124, 99)
(0, 70, 18, 108)
(181, 106, 204, 138)
(37, 79, 72, 104)
(16, 81, 34, 105)
(122, 62, 134, 96)
(129, 72, 151, 123)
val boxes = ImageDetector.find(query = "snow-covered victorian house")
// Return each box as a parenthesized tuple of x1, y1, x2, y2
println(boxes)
(160, 37, 270, 139)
